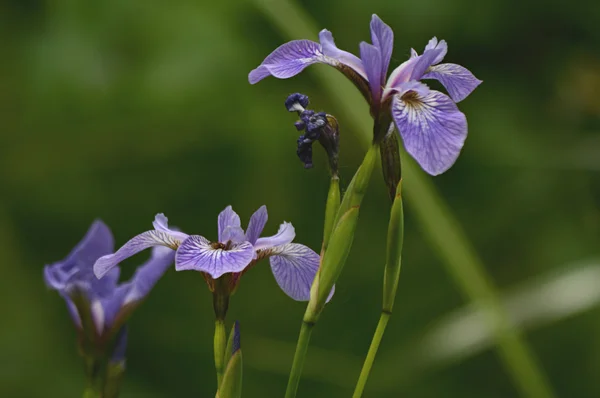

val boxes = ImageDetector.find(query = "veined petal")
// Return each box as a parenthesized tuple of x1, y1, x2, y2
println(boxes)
(370, 14, 394, 81)
(269, 243, 334, 302)
(424, 37, 448, 65)
(394, 80, 431, 98)
(253, 222, 295, 251)
(93, 230, 180, 279)
(218, 206, 242, 243)
(409, 48, 444, 81)
(152, 213, 189, 242)
(245, 205, 268, 245)
(423, 63, 482, 102)
(392, 90, 467, 175)
(319, 30, 367, 80)
(248, 40, 323, 83)
(175, 235, 255, 279)
(359, 42, 383, 105)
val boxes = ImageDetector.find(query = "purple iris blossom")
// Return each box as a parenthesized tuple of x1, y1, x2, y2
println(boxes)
(44, 220, 174, 362)
(94, 206, 330, 302)
(249, 15, 482, 175)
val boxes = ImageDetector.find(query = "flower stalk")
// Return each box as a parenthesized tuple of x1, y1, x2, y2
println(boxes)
(353, 179, 404, 397)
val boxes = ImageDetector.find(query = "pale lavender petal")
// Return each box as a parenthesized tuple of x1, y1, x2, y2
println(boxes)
(93, 230, 179, 279)
(175, 235, 255, 279)
(248, 40, 323, 84)
(269, 243, 334, 302)
(152, 213, 189, 242)
(410, 48, 418, 58)
(370, 14, 394, 80)
(90, 299, 105, 335)
(245, 205, 268, 245)
(384, 57, 420, 97)
(422, 63, 482, 102)
(424, 37, 447, 65)
(409, 48, 444, 81)
(123, 246, 175, 305)
(319, 30, 367, 79)
(394, 80, 431, 98)
(253, 222, 295, 251)
(392, 90, 467, 175)
(218, 206, 241, 243)
(359, 42, 383, 105)
(221, 226, 246, 244)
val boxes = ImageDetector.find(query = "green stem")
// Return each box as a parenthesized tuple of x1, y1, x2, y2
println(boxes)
(284, 320, 314, 398)
(82, 387, 102, 398)
(352, 312, 390, 398)
(215, 319, 227, 388)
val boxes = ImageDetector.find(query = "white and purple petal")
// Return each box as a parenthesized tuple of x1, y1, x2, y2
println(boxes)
(392, 90, 467, 175)
(245, 205, 268, 245)
(248, 40, 323, 84)
(175, 235, 255, 279)
(369, 14, 394, 81)
(424, 37, 448, 65)
(152, 213, 190, 242)
(422, 63, 482, 102)
(269, 243, 334, 302)
(218, 206, 242, 243)
(319, 30, 367, 79)
(253, 222, 295, 251)
(94, 230, 181, 279)
(359, 42, 383, 105)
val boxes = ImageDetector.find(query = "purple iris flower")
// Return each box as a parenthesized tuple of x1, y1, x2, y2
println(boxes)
(44, 220, 174, 362)
(94, 206, 328, 302)
(249, 14, 482, 175)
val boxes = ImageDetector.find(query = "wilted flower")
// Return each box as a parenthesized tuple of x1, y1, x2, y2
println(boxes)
(286, 93, 340, 173)
(44, 220, 174, 364)
(94, 206, 330, 304)
(249, 14, 482, 175)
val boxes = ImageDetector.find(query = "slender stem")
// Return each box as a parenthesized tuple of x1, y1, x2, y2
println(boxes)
(352, 312, 390, 398)
(284, 320, 314, 398)
(82, 387, 102, 398)
(214, 319, 227, 388)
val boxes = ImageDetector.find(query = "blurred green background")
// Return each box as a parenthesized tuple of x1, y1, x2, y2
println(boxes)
(1, 0, 599, 396)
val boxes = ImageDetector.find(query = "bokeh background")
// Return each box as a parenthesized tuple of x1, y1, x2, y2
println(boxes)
(2, 0, 599, 396)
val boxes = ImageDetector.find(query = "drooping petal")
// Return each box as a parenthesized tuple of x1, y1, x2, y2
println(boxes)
(359, 42, 383, 105)
(422, 63, 482, 102)
(319, 30, 367, 80)
(218, 206, 242, 243)
(248, 40, 323, 84)
(370, 14, 394, 81)
(424, 37, 448, 65)
(392, 90, 468, 175)
(245, 205, 268, 245)
(175, 235, 255, 279)
(94, 230, 180, 279)
(253, 222, 295, 251)
(269, 243, 334, 302)
(152, 213, 190, 242)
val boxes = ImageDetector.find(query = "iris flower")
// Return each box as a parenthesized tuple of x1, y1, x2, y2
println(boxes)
(44, 220, 174, 363)
(249, 14, 482, 175)
(94, 206, 327, 302)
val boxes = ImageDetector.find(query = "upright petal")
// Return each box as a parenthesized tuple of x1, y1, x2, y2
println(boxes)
(409, 48, 444, 81)
(370, 15, 394, 81)
(319, 30, 367, 80)
(359, 42, 383, 105)
(245, 205, 268, 245)
(218, 206, 242, 243)
(424, 37, 448, 65)
(269, 243, 334, 302)
(392, 90, 467, 175)
(422, 63, 482, 102)
(94, 230, 181, 279)
(152, 213, 190, 242)
(253, 222, 295, 251)
(175, 235, 255, 279)
(248, 40, 323, 84)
